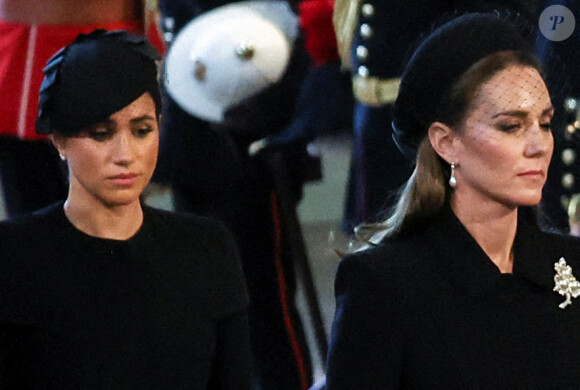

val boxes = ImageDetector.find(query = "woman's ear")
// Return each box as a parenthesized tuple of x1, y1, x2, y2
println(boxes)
(428, 121, 458, 164)
(49, 133, 67, 161)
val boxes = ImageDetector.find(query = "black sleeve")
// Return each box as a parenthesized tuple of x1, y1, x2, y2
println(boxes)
(326, 254, 405, 389)
(0, 329, 10, 388)
(0, 233, 31, 389)
(200, 221, 249, 320)
(207, 311, 253, 389)
(194, 217, 253, 389)
(0, 327, 25, 389)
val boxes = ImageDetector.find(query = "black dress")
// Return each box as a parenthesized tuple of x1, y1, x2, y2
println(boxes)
(0, 202, 252, 389)
(327, 206, 580, 389)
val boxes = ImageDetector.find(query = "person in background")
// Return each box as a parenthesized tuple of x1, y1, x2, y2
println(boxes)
(326, 12, 580, 388)
(154, 1, 315, 389)
(0, 30, 251, 389)
(248, 0, 353, 155)
(335, 0, 444, 234)
(535, 0, 580, 233)
(0, 0, 163, 218)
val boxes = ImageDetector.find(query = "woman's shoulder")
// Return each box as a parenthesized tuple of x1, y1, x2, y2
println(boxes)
(332, 233, 437, 320)
(542, 226, 580, 244)
(348, 231, 431, 265)
(338, 231, 434, 285)
(143, 206, 241, 266)
(0, 204, 65, 297)
(0, 202, 63, 242)
(540, 228, 580, 265)
(142, 207, 248, 319)
(143, 206, 233, 239)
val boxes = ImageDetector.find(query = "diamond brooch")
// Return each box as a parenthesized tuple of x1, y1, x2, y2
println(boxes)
(553, 257, 580, 309)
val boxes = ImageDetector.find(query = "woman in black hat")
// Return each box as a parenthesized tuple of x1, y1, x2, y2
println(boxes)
(326, 12, 580, 389)
(0, 30, 252, 389)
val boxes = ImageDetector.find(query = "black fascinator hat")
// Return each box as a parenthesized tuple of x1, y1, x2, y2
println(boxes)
(392, 12, 535, 159)
(35, 29, 162, 136)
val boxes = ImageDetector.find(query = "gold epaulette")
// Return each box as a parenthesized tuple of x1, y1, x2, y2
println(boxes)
(333, 0, 362, 70)
(352, 75, 400, 106)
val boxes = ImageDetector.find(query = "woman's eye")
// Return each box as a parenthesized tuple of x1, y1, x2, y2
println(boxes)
(498, 123, 520, 132)
(540, 122, 552, 131)
(540, 116, 553, 131)
(134, 127, 153, 138)
(88, 130, 112, 142)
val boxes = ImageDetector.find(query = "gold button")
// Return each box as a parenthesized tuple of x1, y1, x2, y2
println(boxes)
(562, 148, 576, 165)
(564, 97, 578, 113)
(356, 45, 369, 61)
(562, 173, 575, 189)
(361, 4, 375, 17)
(360, 23, 373, 39)
(357, 66, 369, 78)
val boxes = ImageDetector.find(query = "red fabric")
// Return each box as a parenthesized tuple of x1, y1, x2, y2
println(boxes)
(270, 190, 312, 390)
(0, 20, 164, 140)
(298, 0, 339, 66)
(146, 22, 165, 56)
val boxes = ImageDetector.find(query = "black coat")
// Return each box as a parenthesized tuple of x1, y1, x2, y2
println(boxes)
(327, 206, 580, 389)
(0, 203, 252, 389)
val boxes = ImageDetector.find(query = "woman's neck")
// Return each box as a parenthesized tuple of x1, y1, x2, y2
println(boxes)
(63, 198, 144, 241)
(451, 198, 518, 273)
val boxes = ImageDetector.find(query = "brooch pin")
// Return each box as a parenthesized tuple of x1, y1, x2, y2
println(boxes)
(553, 257, 580, 309)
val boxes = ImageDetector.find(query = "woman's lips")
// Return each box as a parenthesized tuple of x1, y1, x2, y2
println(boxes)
(109, 173, 139, 186)
(517, 170, 544, 178)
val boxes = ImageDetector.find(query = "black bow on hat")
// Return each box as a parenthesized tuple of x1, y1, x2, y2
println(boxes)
(36, 29, 162, 136)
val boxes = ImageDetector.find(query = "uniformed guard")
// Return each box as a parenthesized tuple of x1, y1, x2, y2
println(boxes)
(153, 1, 316, 389)
(535, 0, 580, 233)
(335, 1, 454, 234)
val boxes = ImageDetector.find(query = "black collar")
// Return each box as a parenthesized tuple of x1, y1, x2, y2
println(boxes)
(427, 206, 556, 297)
(512, 208, 556, 292)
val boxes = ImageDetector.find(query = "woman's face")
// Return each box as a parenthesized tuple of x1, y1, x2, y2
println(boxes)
(452, 65, 554, 209)
(53, 92, 159, 208)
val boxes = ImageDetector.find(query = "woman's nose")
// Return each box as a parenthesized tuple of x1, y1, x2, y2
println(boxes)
(112, 132, 136, 165)
(524, 121, 553, 157)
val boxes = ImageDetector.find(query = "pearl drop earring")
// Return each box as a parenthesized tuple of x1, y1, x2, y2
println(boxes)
(59, 153, 66, 161)
(449, 162, 457, 188)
